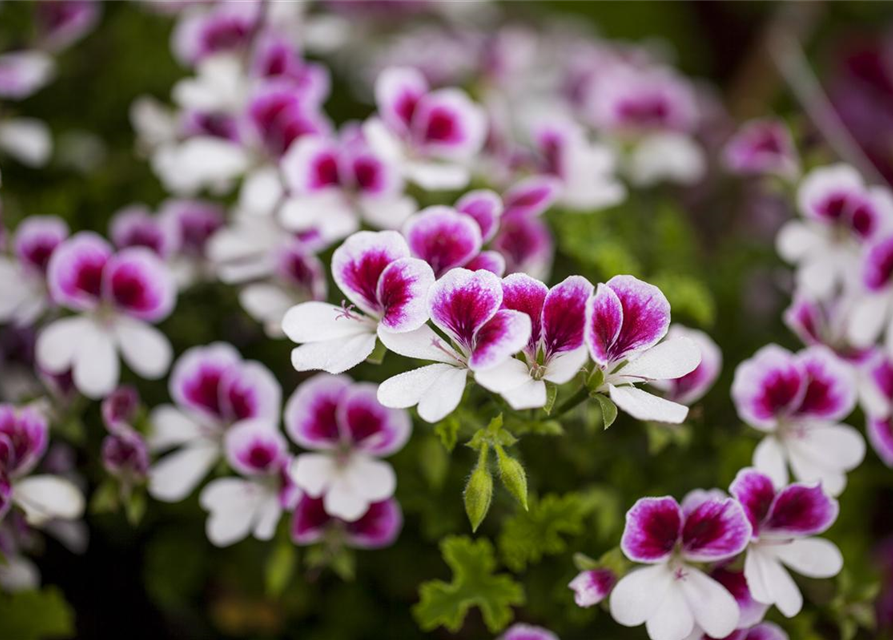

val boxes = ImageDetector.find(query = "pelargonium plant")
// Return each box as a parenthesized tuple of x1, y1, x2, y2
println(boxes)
(1, 2, 893, 639)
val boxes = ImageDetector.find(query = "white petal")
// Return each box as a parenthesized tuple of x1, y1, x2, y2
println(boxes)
(847, 294, 890, 348)
(786, 424, 865, 496)
(378, 324, 461, 364)
(753, 436, 789, 488)
(13, 475, 84, 525)
(679, 567, 739, 639)
(0, 118, 52, 167)
(147, 406, 204, 451)
(291, 453, 337, 497)
(238, 166, 284, 217)
(114, 317, 173, 380)
(619, 338, 702, 382)
(647, 581, 694, 640)
(346, 456, 396, 502)
(776, 221, 824, 262)
(475, 358, 533, 394)
(324, 477, 370, 522)
(290, 333, 378, 374)
(282, 301, 373, 342)
(543, 346, 589, 384)
(36, 316, 93, 373)
(0, 555, 40, 592)
(609, 385, 689, 423)
(501, 378, 548, 411)
(774, 538, 843, 579)
(797, 257, 840, 300)
(199, 478, 259, 547)
(279, 192, 353, 232)
(610, 564, 674, 627)
(418, 366, 468, 422)
(363, 118, 403, 164)
(405, 160, 470, 191)
(360, 194, 417, 230)
(239, 283, 294, 336)
(745, 546, 803, 618)
(72, 321, 119, 399)
(253, 495, 282, 541)
(148, 441, 219, 502)
(377, 363, 467, 423)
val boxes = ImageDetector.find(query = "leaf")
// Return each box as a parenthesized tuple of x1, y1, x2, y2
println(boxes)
(419, 435, 449, 489)
(265, 540, 297, 597)
(90, 479, 119, 514)
(125, 490, 146, 526)
(0, 586, 75, 640)
(592, 393, 618, 429)
(650, 272, 715, 328)
(434, 415, 460, 453)
(413, 536, 525, 633)
(498, 493, 596, 572)
(543, 382, 558, 415)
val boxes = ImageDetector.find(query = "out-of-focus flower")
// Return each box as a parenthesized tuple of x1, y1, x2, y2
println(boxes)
(732, 344, 864, 495)
(609, 495, 751, 640)
(0, 51, 55, 100)
(723, 119, 799, 180)
(377, 268, 531, 422)
(569, 568, 616, 608)
(499, 623, 560, 640)
(101, 385, 140, 432)
(651, 325, 722, 406)
(109, 204, 180, 259)
(730, 468, 842, 617)
(0, 117, 53, 167)
(585, 275, 701, 423)
(36, 233, 177, 398)
(403, 205, 500, 278)
(36, 0, 102, 52)
(291, 494, 402, 549)
(286, 375, 410, 521)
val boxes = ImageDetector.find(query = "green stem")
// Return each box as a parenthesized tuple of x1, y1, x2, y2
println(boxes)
(551, 387, 590, 419)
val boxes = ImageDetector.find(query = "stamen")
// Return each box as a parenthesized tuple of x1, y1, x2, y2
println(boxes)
(335, 300, 358, 321)
(430, 337, 459, 362)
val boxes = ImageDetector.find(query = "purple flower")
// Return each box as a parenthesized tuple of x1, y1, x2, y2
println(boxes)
(101, 430, 150, 483)
(377, 268, 531, 423)
(499, 623, 559, 640)
(569, 568, 616, 608)
(723, 119, 799, 180)
(247, 81, 331, 159)
(282, 230, 434, 374)
(585, 275, 702, 424)
(732, 345, 864, 495)
(403, 205, 492, 278)
(730, 468, 842, 617)
(35, 233, 177, 399)
(101, 385, 140, 432)
(610, 495, 751, 640)
(291, 494, 402, 549)
(109, 204, 179, 259)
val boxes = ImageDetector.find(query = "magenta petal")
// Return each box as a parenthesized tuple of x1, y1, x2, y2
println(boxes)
(284, 374, 351, 450)
(793, 346, 856, 421)
(110, 205, 176, 258)
(456, 189, 503, 242)
(102, 248, 176, 322)
(274, 242, 327, 299)
(170, 343, 240, 421)
(225, 421, 288, 476)
(681, 497, 752, 562)
(377, 258, 435, 332)
(344, 498, 403, 549)
(710, 566, 769, 629)
(585, 283, 624, 366)
(764, 483, 839, 537)
(375, 66, 428, 135)
(464, 250, 506, 276)
(410, 89, 485, 157)
(492, 215, 554, 278)
(868, 415, 893, 467)
(468, 309, 531, 371)
(621, 496, 682, 563)
(730, 468, 777, 535)
(14, 216, 68, 275)
(291, 494, 332, 545)
(603, 275, 671, 362)
(542, 275, 593, 357)
(502, 175, 561, 218)
(427, 268, 502, 349)
(332, 230, 410, 316)
(218, 360, 281, 424)
(47, 231, 112, 312)
(501, 623, 559, 640)
(864, 236, 893, 292)
(281, 135, 342, 194)
(336, 383, 411, 456)
(731, 345, 806, 429)
(101, 385, 140, 432)
(0, 404, 48, 476)
(501, 273, 549, 350)
(743, 623, 789, 640)
(568, 568, 616, 607)
(404, 206, 482, 278)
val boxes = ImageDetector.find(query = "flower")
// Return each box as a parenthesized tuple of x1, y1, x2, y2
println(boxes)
(585, 275, 702, 423)
(108, 204, 179, 259)
(568, 568, 616, 608)
(723, 119, 799, 180)
(36, 232, 177, 399)
(849, 232, 893, 350)
(0, 51, 54, 100)
(651, 325, 723, 406)
(731, 344, 864, 495)
(499, 623, 559, 640)
(0, 404, 84, 526)
(148, 343, 282, 502)
(476, 274, 593, 409)
(377, 268, 532, 423)
(199, 420, 295, 547)
(285, 375, 410, 521)
(610, 495, 752, 640)
(282, 230, 434, 374)
(291, 495, 402, 549)
(101, 385, 140, 433)
(688, 622, 789, 640)
(364, 66, 487, 190)
(730, 468, 843, 617)
(0, 216, 69, 325)
(776, 164, 893, 300)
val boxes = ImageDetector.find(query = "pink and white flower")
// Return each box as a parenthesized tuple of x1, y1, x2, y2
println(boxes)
(148, 343, 282, 502)
(109, 204, 179, 259)
(291, 494, 402, 549)
(569, 568, 616, 608)
(35, 0, 101, 52)
(158, 198, 225, 287)
(0, 51, 54, 100)
(723, 119, 800, 180)
(849, 233, 893, 351)
(731, 345, 864, 495)
(687, 622, 788, 640)
(585, 275, 702, 423)
(364, 66, 487, 190)
(500, 623, 559, 640)
(285, 375, 410, 521)
(609, 495, 752, 640)
(377, 268, 532, 422)
(199, 421, 295, 547)
(730, 468, 843, 617)
(282, 231, 435, 374)
(777, 164, 893, 300)
(0, 216, 69, 325)
(651, 325, 723, 406)
(36, 233, 177, 399)
(0, 404, 84, 526)
(476, 274, 593, 409)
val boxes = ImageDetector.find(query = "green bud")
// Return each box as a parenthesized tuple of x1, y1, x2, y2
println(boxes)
(464, 444, 493, 532)
(495, 444, 528, 511)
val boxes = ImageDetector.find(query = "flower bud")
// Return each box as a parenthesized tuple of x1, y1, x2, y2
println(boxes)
(464, 445, 493, 532)
(495, 444, 528, 511)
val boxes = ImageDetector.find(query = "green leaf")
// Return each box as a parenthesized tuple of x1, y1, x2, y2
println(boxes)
(542, 382, 558, 415)
(265, 540, 297, 597)
(498, 493, 596, 572)
(650, 272, 715, 327)
(419, 435, 450, 489)
(464, 444, 493, 532)
(125, 490, 146, 526)
(495, 445, 528, 511)
(413, 536, 525, 633)
(592, 393, 618, 429)
(0, 587, 75, 640)
(434, 415, 460, 452)
(90, 479, 120, 514)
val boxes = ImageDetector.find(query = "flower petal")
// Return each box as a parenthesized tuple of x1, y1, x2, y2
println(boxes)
(679, 567, 740, 640)
(603, 275, 670, 363)
(102, 248, 176, 322)
(35, 316, 94, 374)
(147, 406, 204, 451)
(621, 496, 682, 564)
(377, 324, 461, 364)
(284, 374, 350, 450)
(732, 345, 805, 431)
(199, 477, 261, 547)
(619, 337, 702, 382)
(291, 494, 331, 545)
(729, 468, 777, 534)
(375, 66, 428, 135)
(753, 436, 790, 489)
(46, 231, 111, 311)
(332, 230, 410, 315)
(290, 334, 378, 374)
(794, 346, 856, 421)
(456, 189, 502, 242)
(745, 546, 802, 618)
(404, 206, 482, 278)
(73, 321, 119, 399)
(610, 564, 674, 627)
(148, 440, 219, 502)
(868, 415, 893, 467)
(681, 498, 752, 563)
(468, 309, 532, 372)
(337, 382, 412, 456)
(569, 569, 616, 608)
(646, 581, 694, 640)
(345, 498, 403, 549)
(501, 273, 548, 350)
(376, 257, 435, 332)
(114, 317, 173, 380)
(542, 275, 593, 356)
(785, 423, 865, 496)
(411, 88, 486, 159)
(377, 364, 467, 423)
(427, 268, 502, 349)
(764, 483, 838, 538)
(291, 452, 338, 498)
(13, 475, 84, 525)
(326, 456, 396, 521)
(773, 537, 842, 579)
(543, 346, 589, 385)
(282, 301, 374, 344)
(609, 385, 690, 424)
